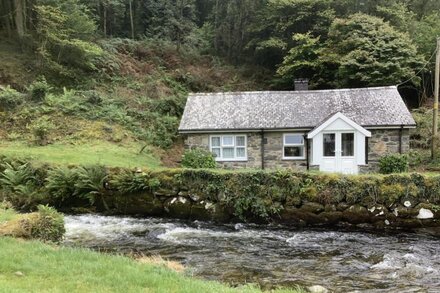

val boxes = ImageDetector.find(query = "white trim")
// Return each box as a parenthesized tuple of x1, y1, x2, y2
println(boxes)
(180, 128, 313, 134)
(209, 134, 248, 161)
(364, 126, 416, 129)
(282, 133, 306, 160)
(307, 112, 372, 139)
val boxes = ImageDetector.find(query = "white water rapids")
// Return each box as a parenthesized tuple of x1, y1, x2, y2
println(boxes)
(63, 214, 440, 292)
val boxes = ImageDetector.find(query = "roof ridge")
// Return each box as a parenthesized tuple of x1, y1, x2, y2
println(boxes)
(188, 86, 398, 96)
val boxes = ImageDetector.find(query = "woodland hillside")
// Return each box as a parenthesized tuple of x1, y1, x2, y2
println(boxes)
(0, 0, 440, 168)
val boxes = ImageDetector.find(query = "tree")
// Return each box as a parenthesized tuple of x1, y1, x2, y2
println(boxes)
(329, 14, 425, 88)
(246, 0, 334, 67)
(276, 33, 323, 88)
(277, 13, 425, 89)
(34, 2, 102, 81)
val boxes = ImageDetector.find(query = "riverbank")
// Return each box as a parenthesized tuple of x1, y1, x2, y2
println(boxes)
(2, 159, 440, 229)
(0, 237, 302, 293)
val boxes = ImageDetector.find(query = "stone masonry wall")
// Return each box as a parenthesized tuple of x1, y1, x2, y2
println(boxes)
(360, 129, 410, 173)
(184, 132, 307, 170)
(184, 129, 410, 172)
(184, 133, 262, 169)
(263, 132, 308, 170)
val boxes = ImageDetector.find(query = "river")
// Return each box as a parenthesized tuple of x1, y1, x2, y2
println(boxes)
(63, 214, 440, 292)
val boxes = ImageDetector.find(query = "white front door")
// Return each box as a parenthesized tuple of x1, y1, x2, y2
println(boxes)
(320, 132, 357, 174)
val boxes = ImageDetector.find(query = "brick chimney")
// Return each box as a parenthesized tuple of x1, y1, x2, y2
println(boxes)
(294, 79, 309, 91)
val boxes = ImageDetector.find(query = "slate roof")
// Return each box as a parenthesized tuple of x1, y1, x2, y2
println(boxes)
(178, 86, 416, 132)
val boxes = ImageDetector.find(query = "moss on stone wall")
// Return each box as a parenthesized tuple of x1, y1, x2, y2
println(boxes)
(1, 158, 440, 228)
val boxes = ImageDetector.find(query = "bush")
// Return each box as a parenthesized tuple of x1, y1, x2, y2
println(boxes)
(110, 169, 149, 193)
(379, 154, 409, 174)
(0, 86, 25, 110)
(0, 205, 65, 243)
(181, 149, 216, 169)
(0, 162, 41, 208)
(28, 77, 52, 102)
(74, 165, 108, 205)
(29, 116, 55, 145)
(30, 205, 65, 243)
(46, 167, 79, 202)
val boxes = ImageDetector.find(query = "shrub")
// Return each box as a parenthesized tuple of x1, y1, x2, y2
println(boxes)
(74, 165, 108, 205)
(29, 116, 55, 145)
(181, 149, 216, 169)
(0, 85, 25, 110)
(0, 162, 42, 208)
(379, 154, 409, 174)
(28, 77, 52, 102)
(46, 167, 79, 202)
(30, 205, 65, 243)
(110, 169, 149, 193)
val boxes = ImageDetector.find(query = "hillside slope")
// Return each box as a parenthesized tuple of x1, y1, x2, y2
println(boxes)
(0, 38, 267, 168)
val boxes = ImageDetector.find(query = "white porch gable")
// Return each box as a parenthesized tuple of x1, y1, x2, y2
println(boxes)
(308, 112, 371, 174)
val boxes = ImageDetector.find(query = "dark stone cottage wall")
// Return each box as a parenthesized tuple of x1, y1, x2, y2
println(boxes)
(184, 129, 410, 172)
(360, 129, 410, 173)
(184, 132, 307, 170)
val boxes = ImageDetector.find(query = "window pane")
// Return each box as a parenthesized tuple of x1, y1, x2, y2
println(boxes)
(211, 137, 220, 147)
(236, 147, 246, 158)
(285, 134, 303, 145)
(342, 133, 354, 156)
(222, 136, 234, 146)
(284, 146, 304, 158)
(236, 136, 245, 147)
(212, 148, 221, 158)
(323, 133, 335, 157)
(222, 147, 234, 158)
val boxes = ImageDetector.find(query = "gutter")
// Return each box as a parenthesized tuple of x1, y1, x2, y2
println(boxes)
(304, 134, 310, 171)
(261, 129, 265, 170)
(179, 124, 417, 134)
(399, 125, 404, 154)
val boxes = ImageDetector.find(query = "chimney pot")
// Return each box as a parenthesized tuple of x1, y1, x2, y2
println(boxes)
(294, 78, 309, 91)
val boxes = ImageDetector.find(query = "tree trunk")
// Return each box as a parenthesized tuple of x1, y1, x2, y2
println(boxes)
(14, 0, 25, 38)
(214, 0, 219, 52)
(103, 1, 107, 37)
(1, 0, 13, 37)
(129, 0, 134, 39)
(176, 0, 183, 52)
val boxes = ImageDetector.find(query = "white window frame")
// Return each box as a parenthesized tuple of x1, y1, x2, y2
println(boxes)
(210, 135, 247, 161)
(283, 133, 305, 160)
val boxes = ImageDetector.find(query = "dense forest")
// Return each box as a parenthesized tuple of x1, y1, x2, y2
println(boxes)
(1, 1, 440, 92)
(0, 0, 439, 166)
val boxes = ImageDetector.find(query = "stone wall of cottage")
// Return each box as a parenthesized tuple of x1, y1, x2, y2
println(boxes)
(184, 133, 262, 169)
(263, 132, 308, 170)
(184, 132, 307, 170)
(184, 128, 410, 172)
(360, 128, 410, 173)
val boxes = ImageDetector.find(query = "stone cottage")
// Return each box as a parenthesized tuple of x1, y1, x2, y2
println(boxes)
(178, 86, 416, 174)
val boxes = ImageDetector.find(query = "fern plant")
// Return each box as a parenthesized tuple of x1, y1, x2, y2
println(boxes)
(46, 167, 79, 202)
(0, 162, 40, 208)
(74, 165, 108, 205)
(110, 169, 149, 194)
(0, 163, 36, 191)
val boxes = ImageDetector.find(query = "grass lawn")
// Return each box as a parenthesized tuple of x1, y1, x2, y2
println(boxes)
(0, 237, 302, 293)
(0, 208, 19, 224)
(0, 141, 161, 169)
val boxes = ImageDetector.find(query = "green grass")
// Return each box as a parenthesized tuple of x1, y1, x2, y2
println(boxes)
(0, 141, 161, 169)
(0, 208, 19, 224)
(0, 237, 301, 293)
